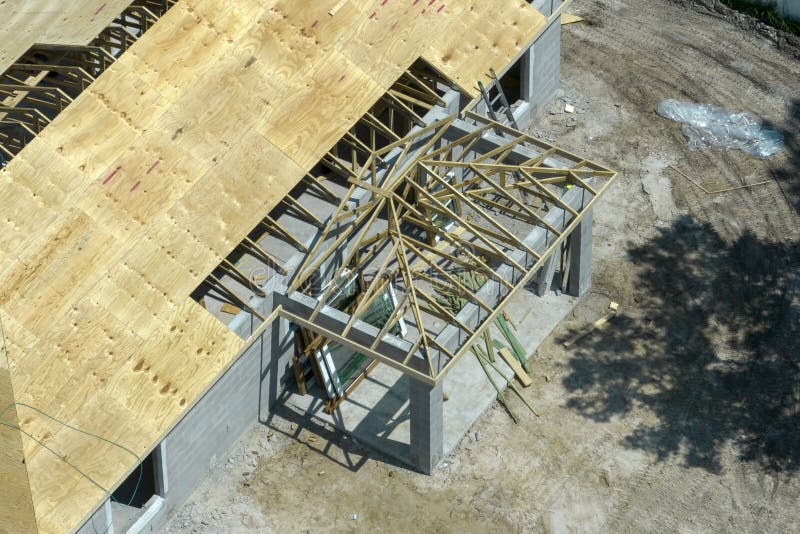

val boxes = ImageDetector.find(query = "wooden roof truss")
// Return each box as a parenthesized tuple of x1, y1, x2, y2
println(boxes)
(194, 64, 456, 315)
(285, 112, 616, 384)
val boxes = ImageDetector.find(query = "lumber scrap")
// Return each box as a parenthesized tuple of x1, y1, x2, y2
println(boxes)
(561, 13, 586, 25)
(472, 345, 518, 423)
(219, 303, 242, 315)
(562, 302, 621, 348)
(496, 314, 532, 373)
(668, 165, 769, 195)
(497, 348, 533, 388)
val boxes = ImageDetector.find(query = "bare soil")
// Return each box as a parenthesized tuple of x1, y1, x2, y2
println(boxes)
(164, 0, 800, 532)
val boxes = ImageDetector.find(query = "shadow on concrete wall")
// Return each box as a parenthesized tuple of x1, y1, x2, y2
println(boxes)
(559, 215, 800, 474)
(263, 384, 410, 473)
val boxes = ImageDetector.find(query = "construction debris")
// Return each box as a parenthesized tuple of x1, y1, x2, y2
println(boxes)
(220, 303, 243, 315)
(561, 13, 586, 25)
(563, 301, 620, 348)
(498, 348, 533, 387)
(668, 165, 770, 195)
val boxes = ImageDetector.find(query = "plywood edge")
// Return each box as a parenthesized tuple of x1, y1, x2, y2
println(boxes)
(0, 312, 38, 534)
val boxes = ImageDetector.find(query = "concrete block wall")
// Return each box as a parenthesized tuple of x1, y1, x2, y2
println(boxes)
(505, 8, 562, 126)
(528, 16, 562, 115)
(150, 304, 294, 532)
(530, 0, 557, 17)
(76, 500, 111, 534)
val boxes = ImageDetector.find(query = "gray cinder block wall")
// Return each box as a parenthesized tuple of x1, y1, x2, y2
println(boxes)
(527, 14, 562, 115)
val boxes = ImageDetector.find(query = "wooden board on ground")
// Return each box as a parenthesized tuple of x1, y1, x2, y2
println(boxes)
(562, 13, 586, 24)
(220, 303, 242, 315)
(498, 348, 533, 387)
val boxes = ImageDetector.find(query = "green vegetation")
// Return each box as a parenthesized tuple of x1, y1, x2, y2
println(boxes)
(721, 0, 800, 35)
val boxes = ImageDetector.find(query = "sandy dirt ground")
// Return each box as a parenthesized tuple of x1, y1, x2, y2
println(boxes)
(163, 0, 800, 532)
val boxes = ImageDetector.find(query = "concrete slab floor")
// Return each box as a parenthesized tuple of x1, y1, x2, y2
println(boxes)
(285, 287, 579, 470)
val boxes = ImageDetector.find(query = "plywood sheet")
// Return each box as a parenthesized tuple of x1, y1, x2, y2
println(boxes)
(426, 0, 547, 97)
(0, 0, 132, 72)
(168, 131, 305, 256)
(38, 92, 141, 180)
(338, 0, 441, 89)
(256, 51, 385, 169)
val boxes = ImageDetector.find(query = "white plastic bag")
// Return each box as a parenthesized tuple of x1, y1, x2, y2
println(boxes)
(656, 99, 784, 158)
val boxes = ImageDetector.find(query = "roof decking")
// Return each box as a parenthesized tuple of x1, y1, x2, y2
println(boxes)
(0, 0, 134, 73)
(0, 1, 548, 532)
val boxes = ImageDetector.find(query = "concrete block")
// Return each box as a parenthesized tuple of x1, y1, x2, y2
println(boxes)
(567, 208, 593, 297)
(408, 378, 444, 474)
(530, 18, 561, 114)
(75, 499, 112, 534)
(534, 251, 559, 296)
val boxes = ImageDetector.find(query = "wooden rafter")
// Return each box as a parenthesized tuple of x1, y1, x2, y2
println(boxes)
(284, 113, 617, 382)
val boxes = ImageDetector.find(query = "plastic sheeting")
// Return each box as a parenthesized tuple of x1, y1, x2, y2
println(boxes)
(656, 99, 784, 158)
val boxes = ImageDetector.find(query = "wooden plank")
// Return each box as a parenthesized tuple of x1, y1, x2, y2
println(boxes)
(562, 311, 617, 348)
(561, 13, 586, 25)
(497, 347, 532, 387)
(220, 303, 242, 315)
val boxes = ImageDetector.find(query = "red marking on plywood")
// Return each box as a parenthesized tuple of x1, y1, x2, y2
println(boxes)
(338, 74, 346, 82)
(311, 19, 319, 28)
(146, 160, 160, 174)
(369, 11, 377, 19)
(94, 2, 107, 15)
(129, 180, 141, 192)
(102, 166, 122, 185)
(437, 4, 445, 12)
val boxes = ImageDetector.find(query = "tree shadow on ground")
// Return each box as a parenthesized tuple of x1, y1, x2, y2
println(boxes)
(770, 98, 800, 216)
(560, 215, 800, 474)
